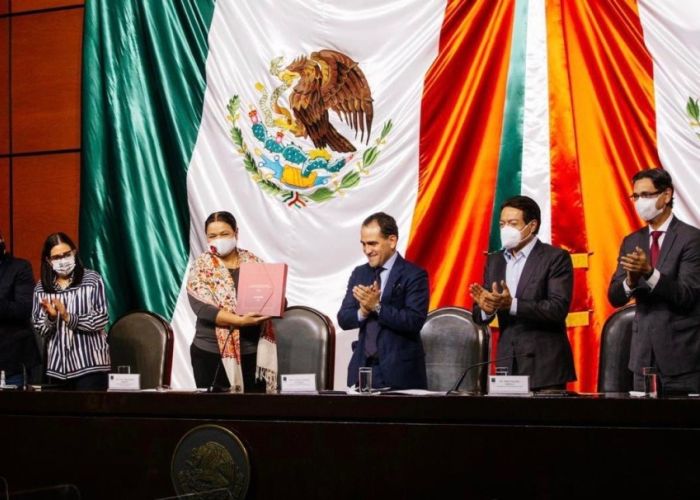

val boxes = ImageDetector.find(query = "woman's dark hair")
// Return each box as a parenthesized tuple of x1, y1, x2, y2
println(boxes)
(501, 195, 541, 234)
(40, 232, 84, 292)
(204, 211, 238, 233)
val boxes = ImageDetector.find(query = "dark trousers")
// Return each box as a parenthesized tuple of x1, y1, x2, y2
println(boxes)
(47, 371, 108, 391)
(190, 344, 266, 393)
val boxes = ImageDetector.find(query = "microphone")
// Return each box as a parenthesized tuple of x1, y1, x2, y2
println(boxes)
(446, 352, 534, 395)
(17, 363, 35, 392)
(208, 329, 235, 393)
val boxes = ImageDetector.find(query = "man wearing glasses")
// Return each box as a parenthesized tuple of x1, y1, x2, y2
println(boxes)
(608, 168, 700, 394)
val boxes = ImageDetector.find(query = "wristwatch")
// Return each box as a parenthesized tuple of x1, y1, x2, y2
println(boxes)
(374, 303, 382, 315)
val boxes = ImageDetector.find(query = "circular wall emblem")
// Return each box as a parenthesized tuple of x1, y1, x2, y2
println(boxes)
(172, 425, 250, 499)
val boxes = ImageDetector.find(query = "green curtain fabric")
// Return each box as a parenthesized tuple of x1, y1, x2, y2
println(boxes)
(80, 0, 216, 321)
(488, 0, 529, 251)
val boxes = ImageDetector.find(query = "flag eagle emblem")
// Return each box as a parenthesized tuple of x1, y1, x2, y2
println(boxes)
(227, 49, 392, 208)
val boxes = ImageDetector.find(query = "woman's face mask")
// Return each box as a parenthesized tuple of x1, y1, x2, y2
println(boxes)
(51, 254, 76, 277)
(209, 237, 237, 257)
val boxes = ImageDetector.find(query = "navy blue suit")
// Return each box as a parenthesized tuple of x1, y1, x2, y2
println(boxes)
(338, 253, 429, 390)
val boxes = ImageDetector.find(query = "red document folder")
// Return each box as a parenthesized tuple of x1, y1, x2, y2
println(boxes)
(236, 263, 288, 317)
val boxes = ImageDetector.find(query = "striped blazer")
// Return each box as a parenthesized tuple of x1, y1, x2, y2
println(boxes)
(32, 269, 111, 379)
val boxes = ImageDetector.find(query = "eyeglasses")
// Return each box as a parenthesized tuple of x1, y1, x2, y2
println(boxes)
(629, 191, 661, 201)
(48, 250, 74, 261)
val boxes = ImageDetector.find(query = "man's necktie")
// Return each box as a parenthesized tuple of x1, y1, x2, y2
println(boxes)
(364, 267, 384, 358)
(650, 231, 663, 269)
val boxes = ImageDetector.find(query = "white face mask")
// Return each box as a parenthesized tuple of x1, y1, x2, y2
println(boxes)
(209, 237, 237, 257)
(500, 224, 531, 250)
(635, 196, 663, 222)
(51, 255, 76, 277)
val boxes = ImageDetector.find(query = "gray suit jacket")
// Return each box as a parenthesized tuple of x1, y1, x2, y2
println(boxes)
(608, 216, 700, 376)
(473, 240, 576, 389)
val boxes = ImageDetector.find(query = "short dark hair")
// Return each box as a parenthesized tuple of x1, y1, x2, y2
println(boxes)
(362, 212, 398, 239)
(632, 168, 674, 207)
(501, 196, 541, 234)
(205, 211, 238, 233)
(40, 232, 84, 292)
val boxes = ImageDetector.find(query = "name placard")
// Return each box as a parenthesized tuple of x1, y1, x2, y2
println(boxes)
(487, 375, 530, 395)
(108, 373, 141, 391)
(280, 373, 317, 393)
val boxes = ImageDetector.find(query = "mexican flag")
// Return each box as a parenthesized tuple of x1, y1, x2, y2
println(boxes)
(81, 0, 700, 391)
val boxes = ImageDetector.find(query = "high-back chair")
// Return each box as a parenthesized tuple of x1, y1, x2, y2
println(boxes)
(108, 311, 174, 389)
(273, 306, 335, 390)
(598, 304, 635, 393)
(420, 307, 490, 393)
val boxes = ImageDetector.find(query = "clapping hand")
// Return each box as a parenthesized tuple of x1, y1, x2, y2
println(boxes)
(40, 298, 58, 320)
(52, 299, 69, 322)
(470, 281, 513, 314)
(620, 246, 652, 287)
(353, 281, 381, 315)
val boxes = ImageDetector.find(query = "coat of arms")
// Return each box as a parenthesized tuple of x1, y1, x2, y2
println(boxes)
(227, 49, 392, 208)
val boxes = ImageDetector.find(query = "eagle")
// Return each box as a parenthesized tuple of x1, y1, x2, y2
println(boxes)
(281, 49, 374, 153)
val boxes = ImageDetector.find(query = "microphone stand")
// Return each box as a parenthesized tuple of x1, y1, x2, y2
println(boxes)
(446, 353, 534, 396)
(17, 363, 35, 392)
(207, 329, 235, 393)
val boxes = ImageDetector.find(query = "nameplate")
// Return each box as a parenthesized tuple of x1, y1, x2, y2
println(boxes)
(280, 373, 317, 393)
(488, 375, 530, 395)
(108, 373, 141, 391)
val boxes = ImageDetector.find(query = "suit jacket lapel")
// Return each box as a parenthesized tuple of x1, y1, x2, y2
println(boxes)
(638, 227, 650, 256)
(382, 253, 404, 302)
(515, 240, 542, 298)
(656, 216, 678, 269)
(491, 251, 507, 289)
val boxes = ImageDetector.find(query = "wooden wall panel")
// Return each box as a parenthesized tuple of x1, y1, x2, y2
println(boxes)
(11, 7, 82, 153)
(0, 17, 8, 155)
(0, 158, 9, 248)
(11, 0, 83, 14)
(12, 153, 79, 276)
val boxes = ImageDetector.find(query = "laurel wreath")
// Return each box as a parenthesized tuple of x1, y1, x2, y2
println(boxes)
(686, 97, 700, 141)
(227, 95, 393, 206)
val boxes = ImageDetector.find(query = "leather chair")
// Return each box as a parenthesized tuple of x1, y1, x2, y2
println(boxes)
(108, 311, 174, 389)
(272, 306, 335, 390)
(598, 304, 635, 393)
(420, 307, 490, 393)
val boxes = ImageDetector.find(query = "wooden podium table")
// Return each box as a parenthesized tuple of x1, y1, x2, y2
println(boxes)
(0, 391, 699, 499)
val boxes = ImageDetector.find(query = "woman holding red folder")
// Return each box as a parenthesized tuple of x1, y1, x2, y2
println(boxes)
(187, 211, 278, 393)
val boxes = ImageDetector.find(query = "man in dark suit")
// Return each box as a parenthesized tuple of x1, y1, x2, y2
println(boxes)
(608, 168, 700, 394)
(338, 212, 429, 390)
(471, 196, 576, 390)
(0, 232, 39, 386)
